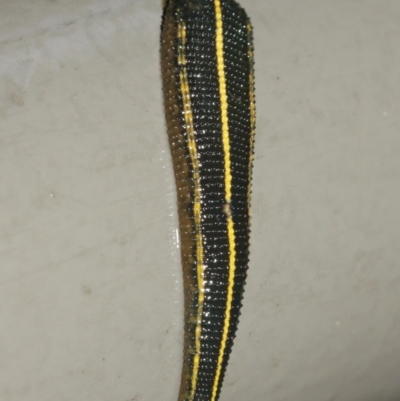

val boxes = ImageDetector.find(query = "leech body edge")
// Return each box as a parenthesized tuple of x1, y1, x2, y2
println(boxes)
(160, 1, 255, 400)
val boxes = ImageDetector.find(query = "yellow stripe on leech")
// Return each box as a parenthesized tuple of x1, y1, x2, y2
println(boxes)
(177, 20, 205, 401)
(214, 2, 232, 202)
(211, 1, 237, 401)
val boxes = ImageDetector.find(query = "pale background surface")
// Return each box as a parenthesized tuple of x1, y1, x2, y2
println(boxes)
(1, 1, 399, 400)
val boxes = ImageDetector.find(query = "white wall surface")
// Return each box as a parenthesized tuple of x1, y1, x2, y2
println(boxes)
(1, 1, 399, 401)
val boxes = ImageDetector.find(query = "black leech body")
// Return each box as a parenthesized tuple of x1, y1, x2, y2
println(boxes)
(160, 1, 255, 400)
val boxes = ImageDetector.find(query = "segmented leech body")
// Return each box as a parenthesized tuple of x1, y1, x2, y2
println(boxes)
(161, 1, 255, 400)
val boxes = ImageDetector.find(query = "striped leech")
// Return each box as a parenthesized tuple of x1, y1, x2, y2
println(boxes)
(160, 1, 255, 400)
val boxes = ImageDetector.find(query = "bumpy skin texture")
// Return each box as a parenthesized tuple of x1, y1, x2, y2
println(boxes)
(161, 1, 255, 400)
